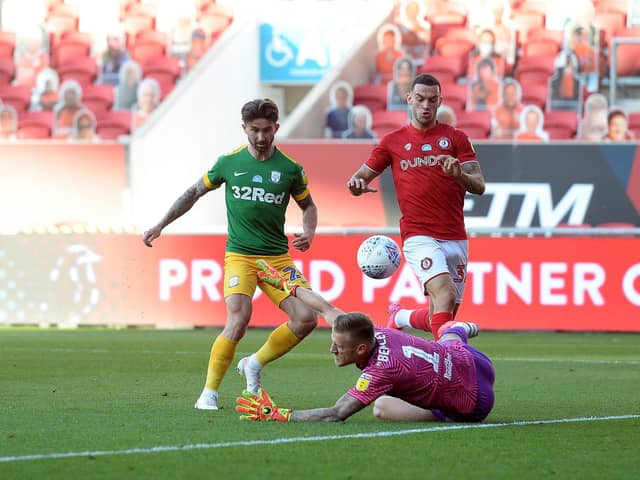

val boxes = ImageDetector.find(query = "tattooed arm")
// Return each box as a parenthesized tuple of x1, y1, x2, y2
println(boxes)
(142, 178, 211, 247)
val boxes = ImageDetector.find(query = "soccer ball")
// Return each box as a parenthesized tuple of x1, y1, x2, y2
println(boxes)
(356, 235, 402, 279)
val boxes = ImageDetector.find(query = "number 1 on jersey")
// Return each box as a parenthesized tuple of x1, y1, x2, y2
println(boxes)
(402, 346, 439, 373)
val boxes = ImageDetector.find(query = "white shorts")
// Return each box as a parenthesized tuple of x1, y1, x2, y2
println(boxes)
(402, 235, 469, 303)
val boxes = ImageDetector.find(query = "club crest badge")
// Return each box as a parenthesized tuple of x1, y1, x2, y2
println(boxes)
(438, 137, 451, 149)
(421, 258, 433, 270)
(271, 171, 281, 183)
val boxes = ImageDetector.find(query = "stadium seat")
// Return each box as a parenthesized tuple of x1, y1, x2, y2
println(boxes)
(44, 13, 79, 47)
(613, 42, 640, 77)
(199, 13, 233, 40)
(512, 11, 545, 45)
(123, 1, 157, 18)
(0, 85, 32, 113)
(429, 13, 467, 50)
(47, 1, 79, 18)
(628, 112, 640, 130)
(457, 110, 492, 139)
(419, 55, 465, 83)
(593, 12, 626, 49)
(544, 110, 579, 138)
(517, 1, 548, 16)
(521, 83, 548, 111)
(441, 27, 477, 45)
(441, 82, 467, 112)
(82, 84, 115, 117)
(96, 110, 132, 139)
(0, 31, 16, 59)
(434, 38, 475, 76)
(121, 13, 156, 47)
(522, 39, 560, 59)
(515, 56, 555, 86)
(54, 40, 91, 68)
(527, 28, 564, 47)
(58, 57, 98, 86)
(0, 57, 15, 85)
(354, 83, 387, 112)
(131, 41, 167, 66)
(142, 56, 181, 85)
(17, 111, 54, 139)
(371, 110, 409, 137)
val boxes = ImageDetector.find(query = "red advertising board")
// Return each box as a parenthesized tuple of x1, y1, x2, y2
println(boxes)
(1, 234, 638, 331)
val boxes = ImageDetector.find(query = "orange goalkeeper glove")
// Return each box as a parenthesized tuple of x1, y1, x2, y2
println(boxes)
(256, 259, 298, 297)
(236, 388, 292, 422)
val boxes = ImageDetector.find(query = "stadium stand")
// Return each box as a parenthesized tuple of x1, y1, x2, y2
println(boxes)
(0, 0, 234, 140)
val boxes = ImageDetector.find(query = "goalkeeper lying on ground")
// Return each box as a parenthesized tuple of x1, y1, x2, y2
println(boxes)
(236, 260, 495, 423)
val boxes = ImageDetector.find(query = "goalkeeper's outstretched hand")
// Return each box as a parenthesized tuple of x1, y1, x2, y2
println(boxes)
(256, 259, 298, 297)
(236, 388, 292, 422)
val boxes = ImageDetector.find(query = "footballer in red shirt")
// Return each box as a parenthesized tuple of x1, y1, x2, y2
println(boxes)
(347, 74, 486, 339)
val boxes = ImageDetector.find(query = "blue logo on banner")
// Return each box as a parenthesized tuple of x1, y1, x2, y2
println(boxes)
(259, 23, 336, 84)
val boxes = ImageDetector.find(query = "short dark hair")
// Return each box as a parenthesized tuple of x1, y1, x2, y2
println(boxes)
(411, 73, 441, 93)
(241, 99, 279, 123)
(608, 109, 627, 125)
(333, 312, 375, 343)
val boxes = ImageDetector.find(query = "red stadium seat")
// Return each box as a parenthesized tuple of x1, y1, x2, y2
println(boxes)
(517, 1, 548, 15)
(613, 42, 640, 77)
(434, 38, 475, 76)
(457, 110, 492, 138)
(142, 56, 181, 84)
(429, 13, 467, 50)
(0, 57, 15, 85)
(0, 31, 16, 59)
(82, 84, 115, 116)
(58, 57, 98, 86)
(354, 83, 387, 112)
(515, 56, 555, 86)
(121, 13, 155, 47)
(419, 55, 465, 83)
(441, 82, 467, 112)
(123, 1, 156, 18)
(522, 39, 560, 59)
(131, 41, 167, 66)
(628, 112, 640, 129)
(593, 12, 626, 48)
(512, 11, 545, 46)
(544, 110, 579, 138)
(521, 83, 548, 111)
(0, 85, 32, 113)
(441, 27, 477, 45)
(199, 13, 233, 40)
(53, 41, 91, 68)
(371, 110, 409, 137)
(96, 110, 132, 139)
(17, 111, 54, 139)
(44, 14, 79, 47)
(596, 222, 636, 228)
(527, 29, 564, 46)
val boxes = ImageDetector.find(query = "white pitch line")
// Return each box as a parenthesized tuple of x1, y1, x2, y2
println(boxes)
(1, 414, 638, 464)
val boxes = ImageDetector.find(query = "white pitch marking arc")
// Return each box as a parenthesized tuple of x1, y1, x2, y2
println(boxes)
(1, 414, 638, 464)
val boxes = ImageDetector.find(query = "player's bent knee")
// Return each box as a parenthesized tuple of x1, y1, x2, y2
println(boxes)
(372, 397, 394, 420)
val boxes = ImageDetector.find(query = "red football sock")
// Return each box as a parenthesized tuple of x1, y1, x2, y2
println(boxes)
(431, 311, 453, 340)
(408, 308, 431, 332)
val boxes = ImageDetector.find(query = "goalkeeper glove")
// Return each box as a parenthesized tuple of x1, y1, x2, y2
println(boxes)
(236, 388, 292, 422)
(256, 259, 298, 297)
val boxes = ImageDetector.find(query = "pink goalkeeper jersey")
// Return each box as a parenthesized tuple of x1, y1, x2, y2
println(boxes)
(366, 122, 477, 241)
(348, 327, 478, 415)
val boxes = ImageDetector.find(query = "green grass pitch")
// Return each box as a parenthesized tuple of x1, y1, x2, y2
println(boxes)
(1, 327, 639, 479)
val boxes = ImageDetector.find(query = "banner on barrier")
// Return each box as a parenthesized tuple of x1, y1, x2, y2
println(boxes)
(1, 234, 638, 331)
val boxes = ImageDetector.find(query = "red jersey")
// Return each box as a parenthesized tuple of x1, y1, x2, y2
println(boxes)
(347, 327, 478, 415)
(366, 122, 477, 240)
